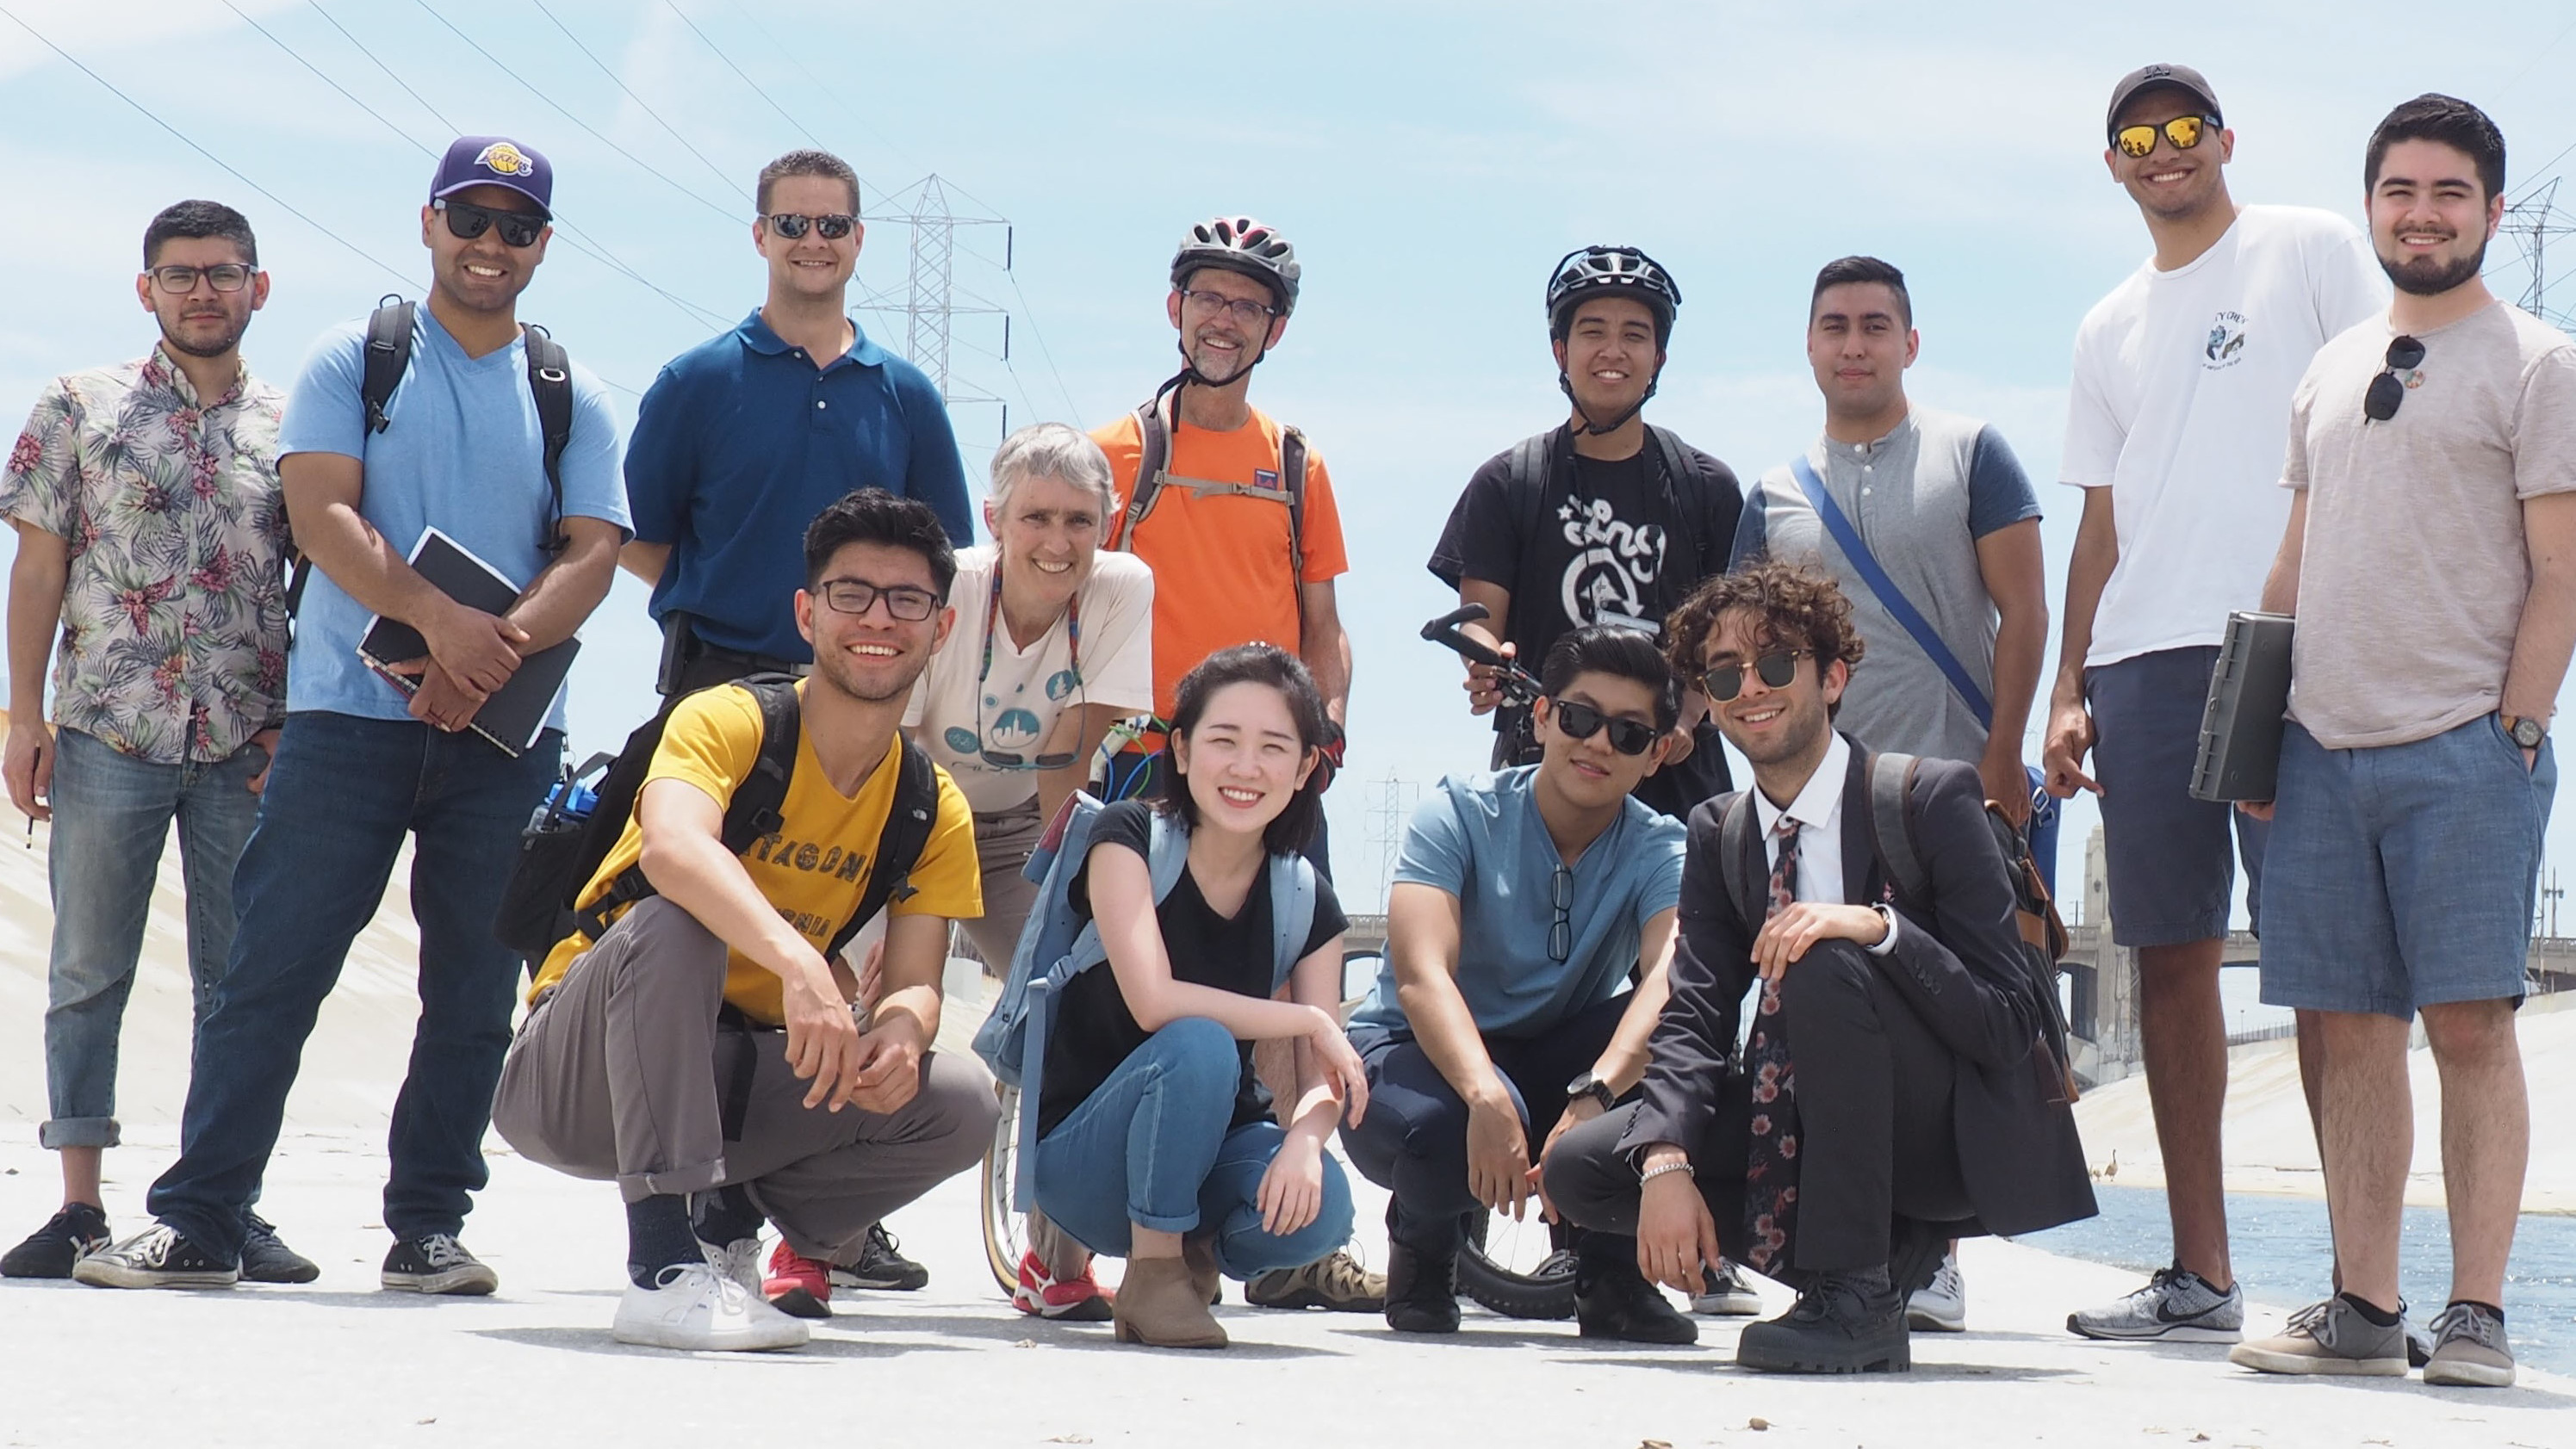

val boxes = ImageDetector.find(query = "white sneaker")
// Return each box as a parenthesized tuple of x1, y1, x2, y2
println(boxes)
(1691, 1260, 1765, 1316)
(1907, 1252, 1967, 1332)
(613, 1262, 810, 1352)
(702, 1235, 764, 1296)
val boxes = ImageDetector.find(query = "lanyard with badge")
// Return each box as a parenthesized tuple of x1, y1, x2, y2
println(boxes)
(975, 565, 1085, 771)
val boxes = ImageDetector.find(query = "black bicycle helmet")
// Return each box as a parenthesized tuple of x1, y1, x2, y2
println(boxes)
(1170, 215, 1300, 317)
(1546, 245, 1681, 344)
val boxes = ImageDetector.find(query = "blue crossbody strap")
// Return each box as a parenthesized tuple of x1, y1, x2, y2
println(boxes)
(1789, 456, 1992, 730)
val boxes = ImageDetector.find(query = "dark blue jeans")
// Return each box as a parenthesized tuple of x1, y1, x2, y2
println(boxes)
(147, 712, 561, 1262)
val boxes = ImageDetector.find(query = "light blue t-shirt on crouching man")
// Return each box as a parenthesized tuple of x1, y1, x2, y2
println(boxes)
(276, 304, 630, 732)
(1349, 765, 1687, 1039)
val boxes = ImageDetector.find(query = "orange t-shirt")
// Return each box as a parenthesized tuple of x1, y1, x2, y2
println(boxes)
(1090, 406, 1348, 718)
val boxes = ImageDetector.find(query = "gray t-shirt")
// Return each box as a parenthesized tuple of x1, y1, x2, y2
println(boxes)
(1731, 406, 2040, 763)
(2285, 301, 2576, 748)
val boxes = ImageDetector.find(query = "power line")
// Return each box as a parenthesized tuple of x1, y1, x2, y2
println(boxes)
(309, 0, 456, 133)
(0, 2, 411, 292)
(530, 0, 750, 205)
(661, 0, 826, 153)
(411, 0, 742, 226)
(717, 0, 921, 177)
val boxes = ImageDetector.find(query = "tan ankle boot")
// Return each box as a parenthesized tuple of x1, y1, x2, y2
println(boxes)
(1112, 1256, 1227, 1349)
(1183, 1234, 1223, 1307)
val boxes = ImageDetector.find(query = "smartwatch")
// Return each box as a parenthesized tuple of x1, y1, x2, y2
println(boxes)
(2506, 715, 2548, 750)
(1566, 1069, 1616, 1112)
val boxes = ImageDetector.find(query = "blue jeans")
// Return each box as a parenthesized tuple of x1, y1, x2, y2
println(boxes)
(146, 712, 561, 1262)
(40, 728, 264, 1150)
(1034, 1017, 1354, 1278)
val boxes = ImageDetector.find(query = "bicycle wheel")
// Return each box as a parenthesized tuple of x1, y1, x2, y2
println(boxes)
(978, 1081, 1029, 1296)
(1456, 1208, 1577, 1320)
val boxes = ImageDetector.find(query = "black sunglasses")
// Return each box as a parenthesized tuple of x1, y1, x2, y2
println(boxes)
(1703, 649, 1809, 703)
(766, 212, 857, 241)
(434, 198, 545, 249)
(2362, 335, 2427, 423)
(1549, 863, 1574, 963)
(1550, 698, 1660, 756)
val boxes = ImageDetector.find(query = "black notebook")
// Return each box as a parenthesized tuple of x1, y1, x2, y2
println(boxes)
(357, 529, 579, 758)
(2188, 610, 2295, 802)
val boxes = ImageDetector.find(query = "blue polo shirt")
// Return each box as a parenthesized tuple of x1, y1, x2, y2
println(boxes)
(1349, 765, 1687, 1039)
(625, 311, 974, 659)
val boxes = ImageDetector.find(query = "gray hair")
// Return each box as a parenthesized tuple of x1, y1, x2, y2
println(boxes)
(989, 421, 1117, 525)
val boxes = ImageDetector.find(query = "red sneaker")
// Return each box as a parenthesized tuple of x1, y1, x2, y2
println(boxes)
(762, 1239, 832, 1320)
(1012, 1248, 1114, 1322)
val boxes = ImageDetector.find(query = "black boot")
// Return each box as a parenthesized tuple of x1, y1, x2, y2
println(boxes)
(1574, 1234, 1697, 1345)
(1382, 1238, 1461, 1334)
(1735, 1266, 1909, 1373)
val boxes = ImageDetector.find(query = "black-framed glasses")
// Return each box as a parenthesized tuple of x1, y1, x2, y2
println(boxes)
(1178, 288, 1277, 326)
(765, 212, 857, 241)
(815, 577, 940, 621)
(2362, 335, 2427, 423)
(1550, 698, 1660, 756)
(2113, 114, 2219, 159)
(148, 263, 253, 294)
(1548, 863, 1574, 963)
(434, 198, 545, 249)
(1703, 650, 1809, 703)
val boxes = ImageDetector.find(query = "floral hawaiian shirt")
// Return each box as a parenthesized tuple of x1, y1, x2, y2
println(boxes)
(2, 347, 291, 764)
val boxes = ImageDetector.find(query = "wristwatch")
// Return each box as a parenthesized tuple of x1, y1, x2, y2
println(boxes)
(1565, 1069, 1616, 1112)
(2506, 715, 2548, 750)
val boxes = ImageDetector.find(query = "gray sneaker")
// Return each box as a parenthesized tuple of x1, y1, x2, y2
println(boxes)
(2421, 1302, 2515, 1388)
(2229, 1297, 2408, 1377)
(1907, 1252, 1967, 1333)
(2068, 1264, 2243, 1342)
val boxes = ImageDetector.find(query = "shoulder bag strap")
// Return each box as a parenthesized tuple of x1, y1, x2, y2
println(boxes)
(1790, 455, 1992, 730)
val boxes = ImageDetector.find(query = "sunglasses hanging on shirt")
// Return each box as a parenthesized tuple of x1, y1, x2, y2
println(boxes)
(2362, 335, 2427, 422)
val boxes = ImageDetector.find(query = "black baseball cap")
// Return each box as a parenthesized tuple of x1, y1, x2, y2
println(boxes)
(2106, 64, 2223, 140)
(431, 136, 552, 219)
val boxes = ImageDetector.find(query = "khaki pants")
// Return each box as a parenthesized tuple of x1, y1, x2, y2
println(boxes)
(958, 796, 1046, 972)
(493, 898, 998, 1263)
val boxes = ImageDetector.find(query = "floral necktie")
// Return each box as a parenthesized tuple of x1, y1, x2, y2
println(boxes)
(1743, 817, 1803, 1275)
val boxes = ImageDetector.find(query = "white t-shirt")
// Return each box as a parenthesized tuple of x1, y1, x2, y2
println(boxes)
(903, 545, 1154, 812)
(2060, 204, 2386, 667)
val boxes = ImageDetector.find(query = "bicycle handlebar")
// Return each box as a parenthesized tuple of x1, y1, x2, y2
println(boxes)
(1421, 604, 1542, 707)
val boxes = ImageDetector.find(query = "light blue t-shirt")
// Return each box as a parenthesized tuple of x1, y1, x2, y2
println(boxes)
(276, 305, 630, 730)
(1350, 765, 1686, 1038)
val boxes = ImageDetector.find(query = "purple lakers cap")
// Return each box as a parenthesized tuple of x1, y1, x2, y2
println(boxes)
(431, 136, 552, 217)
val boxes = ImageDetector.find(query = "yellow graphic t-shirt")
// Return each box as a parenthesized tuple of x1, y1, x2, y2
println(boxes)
(528, 680, 983, 1025)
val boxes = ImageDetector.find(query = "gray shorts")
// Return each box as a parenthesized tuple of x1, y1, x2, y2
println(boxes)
(2086, 647, 2269, 950)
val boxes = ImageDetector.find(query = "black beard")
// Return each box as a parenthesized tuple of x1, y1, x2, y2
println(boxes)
(2380, 236, 2489, 297)
(159, 317, 242, 359)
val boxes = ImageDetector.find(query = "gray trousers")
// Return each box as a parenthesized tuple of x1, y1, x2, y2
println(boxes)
(492, 898, 999, 1263)
(958, 796, 1045, 972)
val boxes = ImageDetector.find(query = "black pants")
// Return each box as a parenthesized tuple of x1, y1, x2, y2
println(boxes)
(1542, 941, 1971, 1274)
(1340, 992, 1630, 1256)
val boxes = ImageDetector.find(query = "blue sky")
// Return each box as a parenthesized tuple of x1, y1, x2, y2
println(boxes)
(9, 1, 2576, 916)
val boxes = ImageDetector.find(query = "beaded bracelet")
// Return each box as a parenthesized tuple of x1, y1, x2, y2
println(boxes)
(1639, 1160, 1696, 1185)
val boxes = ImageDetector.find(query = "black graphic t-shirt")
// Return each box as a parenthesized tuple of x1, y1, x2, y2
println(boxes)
(1429, 431, 1743, 816)
(1034, 801, 1349, 1139)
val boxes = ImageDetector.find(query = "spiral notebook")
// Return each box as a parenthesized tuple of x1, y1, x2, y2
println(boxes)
(356, 528, 578, 758)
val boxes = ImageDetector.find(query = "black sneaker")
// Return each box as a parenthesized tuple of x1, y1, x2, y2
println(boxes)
(238, 1212, 320, 1285)
(381, 1233, 499, 1296)
(2, 1203, 111, 1279)
(71, 1224, 238, 1290)
(1737, 1267, 1911, 1374)
(824, 1223, 928, 1292)
(1381, 1238, 1461, 1334)
(1574, 1238, 1698, 1345)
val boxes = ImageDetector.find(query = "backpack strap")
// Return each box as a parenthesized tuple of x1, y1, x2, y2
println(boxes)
(1648, 425, 1713, 590)
(360, 296, 414, 436)
(827, 736, 940, 958)
(1508, 430, 1556, 552)
(522, 324, 574, 558)
(1280, 423, 1309, 597)
(1866, 750, 1930, 907)
(1717, 791, 1759, 927)
(1110, 393, 1171, 552)
(1267, 851, 1319, 995)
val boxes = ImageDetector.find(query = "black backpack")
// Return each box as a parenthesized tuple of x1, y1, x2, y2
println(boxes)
(493, 674, 940, 964)
(285, 296, 575, 616)
(1110, 387, 1310, 613)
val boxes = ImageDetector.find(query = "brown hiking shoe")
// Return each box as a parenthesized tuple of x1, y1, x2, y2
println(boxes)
(1244, 1248, 1385, 1312)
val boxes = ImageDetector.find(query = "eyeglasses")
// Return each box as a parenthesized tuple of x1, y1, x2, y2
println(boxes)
(765, 212, 857, 241)
(434, 199, 545, 249)
(815, 577, 940, 621)
(148, 264, 253, 294)
(2113, 114, 2219, 159)
(972, 567, 1085, 771)
(2362, 335, 2427, 423)
(1179, 288, 1277, 326)
(1703, 650, 1809, 703)
(1549, 863, 1574, 963)
(1549, 698, 1661, 756)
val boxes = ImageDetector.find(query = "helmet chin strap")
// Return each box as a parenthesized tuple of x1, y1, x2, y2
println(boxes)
(1558, 366, 1660, 437)
(1165, 330, 1273, 421)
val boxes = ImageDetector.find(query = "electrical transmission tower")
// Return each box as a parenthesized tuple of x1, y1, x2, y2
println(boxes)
(856, 174, 1014, 438)
(1364, 772, 1420, 912)
(2499, 176, 2576, 334)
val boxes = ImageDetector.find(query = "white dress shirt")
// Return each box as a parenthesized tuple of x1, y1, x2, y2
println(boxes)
(1748, 731, 1899, 954)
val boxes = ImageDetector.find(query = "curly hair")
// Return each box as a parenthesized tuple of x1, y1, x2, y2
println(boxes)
(1663, 560, 1865, 684)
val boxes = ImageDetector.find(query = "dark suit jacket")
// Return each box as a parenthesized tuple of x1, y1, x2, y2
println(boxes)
(1620, 736, 2096, 1238)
